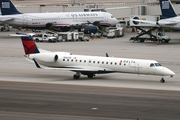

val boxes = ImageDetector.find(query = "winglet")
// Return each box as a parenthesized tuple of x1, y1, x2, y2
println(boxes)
(106, 53, 109, 57)
(33, 59, 41, 69)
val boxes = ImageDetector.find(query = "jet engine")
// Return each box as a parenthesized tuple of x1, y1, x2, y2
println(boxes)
(81, 26, 98, 34)
(29, 53, 58, 63)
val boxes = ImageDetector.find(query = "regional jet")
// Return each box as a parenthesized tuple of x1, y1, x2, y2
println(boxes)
(132, 0, 180, 31)
(15, 33, 175, 83)
(0, 0, 118, 33)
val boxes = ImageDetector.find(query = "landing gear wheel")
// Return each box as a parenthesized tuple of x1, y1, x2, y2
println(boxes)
(73, 75, 80, 79)
(36, 39, 39, 42)
(160, 78, 165, 83)
(87, 74, 94, 78)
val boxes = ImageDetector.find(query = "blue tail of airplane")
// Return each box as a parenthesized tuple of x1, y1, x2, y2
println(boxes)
(159, 0, 177, 19)
(21, 35, 40, 55)
(0, 0, 21, 15)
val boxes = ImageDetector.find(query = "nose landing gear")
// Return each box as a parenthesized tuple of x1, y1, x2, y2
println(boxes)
(160, 78, 165, 83)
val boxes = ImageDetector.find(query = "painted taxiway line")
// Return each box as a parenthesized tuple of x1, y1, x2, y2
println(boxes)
(0, 79, 180, 92)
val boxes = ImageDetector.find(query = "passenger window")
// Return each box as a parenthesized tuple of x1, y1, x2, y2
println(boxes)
(115, 62, 117, 65)
(93, 61, 95, 63)
(80, 60, 82, 62)
(119, 63, 121, 65)
(98, 61, 99, 64)
(102, 62, 104, 64)
(67, 59, 69, 61)
(150, 63, 155, 67)
(111, 62, 113, 65)
(63, 59, 65, 61)
(84, 60, 86, 63)
(106, 62, 108, 64)
(71, 59, 73, 62)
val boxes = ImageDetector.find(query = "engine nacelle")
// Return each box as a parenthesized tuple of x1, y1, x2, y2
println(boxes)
(29, 53, 58, 63)
(81, 26, 98, 34)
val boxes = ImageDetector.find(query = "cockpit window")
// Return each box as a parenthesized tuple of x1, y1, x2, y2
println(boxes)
(111, 16, 114, 18)
(155, 63, 161, 67)
(150, 63, 155, 67)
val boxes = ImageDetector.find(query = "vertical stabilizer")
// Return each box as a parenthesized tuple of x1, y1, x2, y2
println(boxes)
(159, 0, 177, 19)
(21, 36, 40, 55)
(0, 0, 22, 15)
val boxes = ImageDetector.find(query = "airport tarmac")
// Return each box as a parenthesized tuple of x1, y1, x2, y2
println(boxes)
(0, 30, 180, 90)
(0, 30, 180, 119)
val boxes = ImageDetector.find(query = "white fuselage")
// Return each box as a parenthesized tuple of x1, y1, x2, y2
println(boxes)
(28, 52, 175, 77)
(0, 12, 118, 29)
(159, 16, 180, 31)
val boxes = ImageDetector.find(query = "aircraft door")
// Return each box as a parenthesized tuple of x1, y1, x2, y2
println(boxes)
(23, 15, 28, 25)
(135, 62, 140, 73)
(103, 13, 109, 22)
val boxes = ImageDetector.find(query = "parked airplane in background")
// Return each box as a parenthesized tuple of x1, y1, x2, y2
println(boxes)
(11, 33, 175, 83)
(0, 0, 118, 33)
(132, 0, 180, 31)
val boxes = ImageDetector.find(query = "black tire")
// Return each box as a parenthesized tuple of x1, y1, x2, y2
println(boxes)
(73, 75, 80, 79)
(165, 40, 169, 43)
(87, 74, 94, 78)
(36, 39, 39, 42)
(161, 39, 165, 43)
(48, 39, 52, 43)
(160, 78, 165, 83)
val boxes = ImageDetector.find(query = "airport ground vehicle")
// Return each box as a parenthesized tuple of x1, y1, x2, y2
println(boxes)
(57, 32, 89, 42)
(33, 34, 58, 42)
(107, 27, 124, 38)
(130, 32, 170, 43)
(78, 32, 89, 41)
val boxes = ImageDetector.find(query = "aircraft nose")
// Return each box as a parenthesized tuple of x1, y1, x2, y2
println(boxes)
(164, 67, 175, 77)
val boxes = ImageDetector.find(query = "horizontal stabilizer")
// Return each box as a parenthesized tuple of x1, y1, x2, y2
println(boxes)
(9, 33, 35, 37)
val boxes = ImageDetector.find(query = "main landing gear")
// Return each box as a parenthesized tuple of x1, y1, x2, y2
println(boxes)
(73, 72, 80, 79)
(73, 72, 95, 79)
(160, 78, 165, 83)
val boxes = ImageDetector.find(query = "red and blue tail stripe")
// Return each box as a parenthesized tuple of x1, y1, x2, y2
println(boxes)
(21, 36, 40, 55)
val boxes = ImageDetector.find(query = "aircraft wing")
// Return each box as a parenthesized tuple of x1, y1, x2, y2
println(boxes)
(33, 59, 111, 72)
